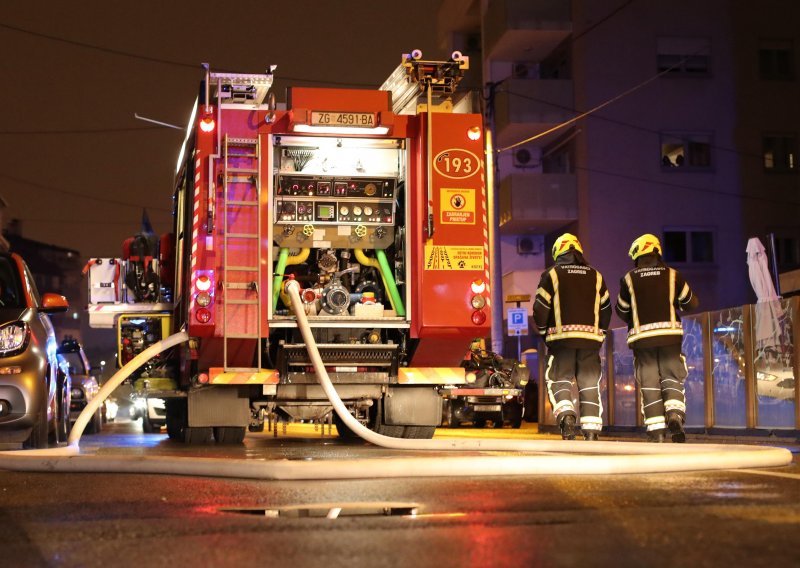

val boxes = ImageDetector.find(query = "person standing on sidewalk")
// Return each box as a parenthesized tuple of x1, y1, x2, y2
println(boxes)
(534, 233, 612, 441)
(615, 234, 699, 443)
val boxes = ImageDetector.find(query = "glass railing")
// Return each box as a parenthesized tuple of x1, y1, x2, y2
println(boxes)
(538, 297, 798, 431)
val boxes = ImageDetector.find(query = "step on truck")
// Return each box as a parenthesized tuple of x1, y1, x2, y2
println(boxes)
(86, 52, 491, 443)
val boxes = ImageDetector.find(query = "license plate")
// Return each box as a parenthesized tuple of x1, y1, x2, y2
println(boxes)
(473, 404, 501, 412)
(311, 111, 376, 128)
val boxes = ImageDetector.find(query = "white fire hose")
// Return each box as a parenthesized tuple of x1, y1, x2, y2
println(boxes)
(0, 282, 791, 478)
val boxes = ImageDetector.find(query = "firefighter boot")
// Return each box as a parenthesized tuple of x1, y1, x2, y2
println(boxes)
(667, 411, 686, 443)
(583, 430, 599, 441)
(647, 429, 666, 443)
(560, 415, 577, 440)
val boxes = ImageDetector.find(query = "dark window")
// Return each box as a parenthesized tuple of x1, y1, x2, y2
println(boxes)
(0, 258, 24, 308)
(775, 237, 800, 270)
(763, 135, 797, 172)
(664, 232, 687, 263)
(759, 40, 794, 80)
(664, 230, 714, 264)
(657, 37, 711, 76)
(661, 133, 712, 169)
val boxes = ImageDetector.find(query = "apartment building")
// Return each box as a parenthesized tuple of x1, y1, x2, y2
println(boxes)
(438, 0, 800, 329)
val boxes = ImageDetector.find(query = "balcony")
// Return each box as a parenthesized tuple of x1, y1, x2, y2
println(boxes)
(494, 78, 574, 149)
(484, 0, 572, 61)
(498, 173, 577, 235)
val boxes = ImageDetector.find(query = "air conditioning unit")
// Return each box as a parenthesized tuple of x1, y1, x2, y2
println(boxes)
(512, 147, 535, 168)
(512, 62, 539, 79)
(517, 237, 540, 255)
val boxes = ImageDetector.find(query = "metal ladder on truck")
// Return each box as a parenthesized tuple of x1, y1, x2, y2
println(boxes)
(221, 134, 262, 372)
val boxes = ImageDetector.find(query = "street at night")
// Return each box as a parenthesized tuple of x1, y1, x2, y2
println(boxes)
(1, 421, 799, 567)
(2, 1, 800, 566)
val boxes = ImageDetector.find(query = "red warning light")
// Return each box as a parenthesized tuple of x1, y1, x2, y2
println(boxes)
(199, 113, 216, 133)
(196, 308, 212, 323)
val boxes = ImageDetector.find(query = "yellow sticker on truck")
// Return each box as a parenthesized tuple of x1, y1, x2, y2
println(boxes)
(424, 245, 485, 270)
(440, 188, 475, 224)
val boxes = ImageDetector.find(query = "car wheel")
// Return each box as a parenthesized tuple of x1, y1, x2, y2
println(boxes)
(493, 414, 505, 428)
(504, 399, 524, 429)
(24, 394, 49, 449)
(473, 418, 487, 428)
(142, 414, 157, 433)
(51, 376, 70, 445)
(165, 399, 186, 441)
(90, 407, 103, 434)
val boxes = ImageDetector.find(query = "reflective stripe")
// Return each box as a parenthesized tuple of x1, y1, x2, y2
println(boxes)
(546, 330, 605, 343)
(593, 272, 602, 334)
(536, 287, 552, 304)
(625, 274, 640, 334)
(627, 327, 683, 345)
(553, 399, 574, 414)
(669, 268, 676, 326)
(617, 295, 630, 309)
(665, 400, 686, 412)
(678, 282, 690, 302)
(600, 289, 610, 304)
(647, 421, 667, 432)
(551, 269, 562, 333)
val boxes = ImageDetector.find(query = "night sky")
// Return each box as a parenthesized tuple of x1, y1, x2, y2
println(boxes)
(1, 1, 443, 258)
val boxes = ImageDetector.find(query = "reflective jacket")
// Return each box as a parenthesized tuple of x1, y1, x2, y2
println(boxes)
(533, 252, 612, 349)
(615, 254, 699, 348)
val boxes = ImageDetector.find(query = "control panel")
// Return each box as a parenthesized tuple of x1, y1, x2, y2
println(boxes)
(273, 175, 398, 250)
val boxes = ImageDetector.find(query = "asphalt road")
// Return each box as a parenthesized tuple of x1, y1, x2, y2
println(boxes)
(1, 420, 798, 568)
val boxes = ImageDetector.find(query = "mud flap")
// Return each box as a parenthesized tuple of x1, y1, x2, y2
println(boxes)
(383, 387, 442, 426)
(188, 386, 249, 427)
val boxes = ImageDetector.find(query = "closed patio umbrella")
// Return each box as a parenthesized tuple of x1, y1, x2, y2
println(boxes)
(746, 237, 783, 350)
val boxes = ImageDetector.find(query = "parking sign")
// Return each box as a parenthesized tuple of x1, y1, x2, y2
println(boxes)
(507, 307, 528, 336)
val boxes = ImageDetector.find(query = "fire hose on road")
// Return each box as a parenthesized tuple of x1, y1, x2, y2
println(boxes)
(0, 280, 792, 478)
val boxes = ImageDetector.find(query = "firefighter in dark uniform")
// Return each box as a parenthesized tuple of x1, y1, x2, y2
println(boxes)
(615, 234, 699, 443)
(534, 233, 612, 441)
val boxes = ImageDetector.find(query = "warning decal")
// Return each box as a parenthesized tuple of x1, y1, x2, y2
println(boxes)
(425, 245, 485, 271)
(440, 188, 475, 224)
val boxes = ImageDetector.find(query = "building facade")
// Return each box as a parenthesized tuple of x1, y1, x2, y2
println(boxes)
(438, 0, 800, 342)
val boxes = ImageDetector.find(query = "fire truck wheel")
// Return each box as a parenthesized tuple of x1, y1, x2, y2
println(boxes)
(402, 426, 436, 439)
(369, 397, 405, 438)
(213, 426, 246, 444)
(184, 427, 213, 445)
(165, 399, 187, 441)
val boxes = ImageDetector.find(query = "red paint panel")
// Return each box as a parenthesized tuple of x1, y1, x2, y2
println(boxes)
(410, 112, 490, 346)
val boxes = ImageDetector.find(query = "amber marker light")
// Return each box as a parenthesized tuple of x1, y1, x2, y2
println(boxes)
(467, 126, 481, 141)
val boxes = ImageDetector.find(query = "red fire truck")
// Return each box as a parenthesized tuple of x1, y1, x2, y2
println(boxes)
(87, 52, 491, 443)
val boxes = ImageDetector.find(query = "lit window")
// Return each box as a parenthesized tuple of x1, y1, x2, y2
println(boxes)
(661, 132, 712, 169)
(663, 229, 714, 264)
(759, 39, 794, 81)
(657, 37, 711, 75)
(763, 134, 797, 172)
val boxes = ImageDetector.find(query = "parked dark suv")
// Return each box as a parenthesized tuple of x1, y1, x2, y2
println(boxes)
(0, 252, 70, 448)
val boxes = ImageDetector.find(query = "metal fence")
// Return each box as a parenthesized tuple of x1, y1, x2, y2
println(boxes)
(537, 297, 800, 432)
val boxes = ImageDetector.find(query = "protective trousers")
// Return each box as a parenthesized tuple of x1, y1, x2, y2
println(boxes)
(633, 343, 688, 432)
(544, 346, 603, 432)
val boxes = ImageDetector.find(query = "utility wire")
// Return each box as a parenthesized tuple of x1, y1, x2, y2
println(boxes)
(0, 126, 172, 135)
(0, 21, 377, 88)
(0, 173, 172, 213)
(572, 0, 635, 43)
(503, 89, 767, 164)
(574, 164, 800, 208)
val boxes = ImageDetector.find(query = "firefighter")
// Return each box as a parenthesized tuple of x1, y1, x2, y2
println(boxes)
(615, 234, 699, 443)
(534, 233, 611, 441)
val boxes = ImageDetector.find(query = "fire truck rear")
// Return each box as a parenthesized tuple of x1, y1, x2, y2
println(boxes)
(87, 52, 490, 443)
